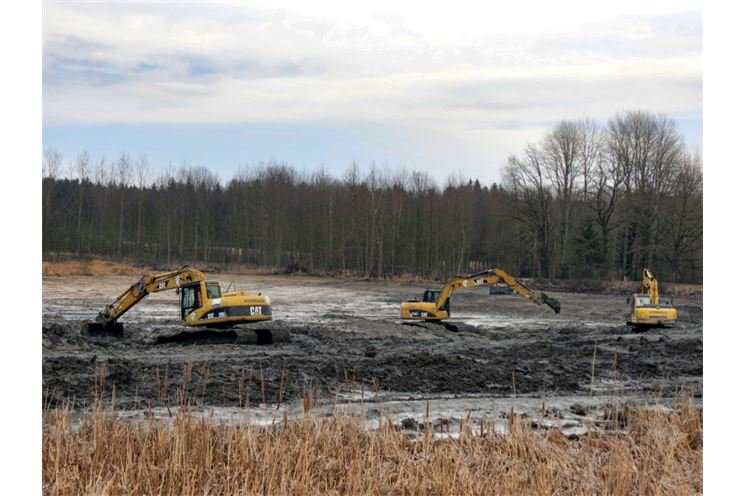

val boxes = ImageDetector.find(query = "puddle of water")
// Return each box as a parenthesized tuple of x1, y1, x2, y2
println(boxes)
(81, 391, 698, 440)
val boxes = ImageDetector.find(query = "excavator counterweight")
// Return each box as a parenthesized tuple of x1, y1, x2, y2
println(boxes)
(400, 268, 560, 321)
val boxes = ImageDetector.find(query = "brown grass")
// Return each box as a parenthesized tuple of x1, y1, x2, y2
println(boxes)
(43, 400, 702, 495)
(42, 257, 704, 296)
(42, 259, 152, 277)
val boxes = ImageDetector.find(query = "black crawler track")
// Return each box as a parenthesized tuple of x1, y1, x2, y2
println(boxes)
(156, 328, 290, 345)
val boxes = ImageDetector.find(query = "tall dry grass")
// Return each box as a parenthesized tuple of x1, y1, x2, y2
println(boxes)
(43, 398, 702, 495)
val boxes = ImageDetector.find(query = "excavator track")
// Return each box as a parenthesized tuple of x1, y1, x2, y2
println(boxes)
(156, 327, 291, 345)
(81, 320, 291, 345)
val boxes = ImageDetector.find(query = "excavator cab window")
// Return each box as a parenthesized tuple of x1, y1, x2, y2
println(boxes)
(180, 284, 201, 319)
(423, 289, 440, 303)
(206, 282, 221, 299)
(635, 295, 652, 307)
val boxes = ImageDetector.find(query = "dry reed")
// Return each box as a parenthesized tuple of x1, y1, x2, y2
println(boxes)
(43, 398, 702, 495)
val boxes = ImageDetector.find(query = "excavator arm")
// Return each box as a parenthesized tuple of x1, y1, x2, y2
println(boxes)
(85, 266, 206, 335)
(434, 268, 561, 314)
(401, 267, 560, 320)
(641, 268, 659, 305)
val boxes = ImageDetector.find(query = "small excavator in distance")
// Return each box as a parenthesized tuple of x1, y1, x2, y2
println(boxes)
(627, 268, 677, 327)
(83, 266, 272, 337)
(400, 268, 561, 321)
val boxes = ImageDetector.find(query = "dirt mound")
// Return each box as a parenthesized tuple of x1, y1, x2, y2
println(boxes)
(43, 323, 87, 349)
(43, 259, 152, 277)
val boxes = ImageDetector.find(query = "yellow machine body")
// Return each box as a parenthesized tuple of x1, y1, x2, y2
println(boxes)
(627, 268, 677, 327)
(86, 266, 271, 335)
(627, 294, 677, 326)
(178, 280, 272, 327)
(401, 268, 560, 321)
(400, 291, 451, 321)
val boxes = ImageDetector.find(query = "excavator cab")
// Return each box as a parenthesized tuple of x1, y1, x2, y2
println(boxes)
(422, 289, 439, 302)
(180, 283, 203, 320)
(180, 281, 223, 319)
(422, 289, 450, 313)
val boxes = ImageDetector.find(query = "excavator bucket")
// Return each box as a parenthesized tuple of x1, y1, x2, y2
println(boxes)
(81, 321, 124, 338)
(540, 293, 561, 314)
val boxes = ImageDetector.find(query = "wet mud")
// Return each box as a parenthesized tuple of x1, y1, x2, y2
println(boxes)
(43, 275, 702, 421)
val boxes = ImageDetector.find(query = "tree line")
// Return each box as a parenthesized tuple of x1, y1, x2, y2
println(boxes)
(42, 110, 703, 283)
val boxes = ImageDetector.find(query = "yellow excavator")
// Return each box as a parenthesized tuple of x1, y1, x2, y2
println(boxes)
(400, 268, 561, 321)
(83, 266, 272, 337)
(627, 268, 677, 327)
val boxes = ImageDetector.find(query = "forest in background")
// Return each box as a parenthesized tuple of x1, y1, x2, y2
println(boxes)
(41, 110, 703, 283)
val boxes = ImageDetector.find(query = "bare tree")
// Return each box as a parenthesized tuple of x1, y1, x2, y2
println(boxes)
(388, 168, 408, 274)
(189, 166, 220, 262)
(116, 153, 132, 257)
(577, 119, 603, 202)
(75, 150, 90, 181)
(365, 164, 390, 276)
(310, 167, 336, 271)
(342, 162, 362, 271)
(43, 147, 62, 179)
(156, 163, 175, 265)
(75, 150, 90, 253)
(407, 170, 436, 274)
(42, 147, 62, 252)
(40, 112, 701, 283)
(443, 173, 471, 274)
(607, 111, 684, 276)
(661, 151, 703, 281)
(504, 144, 553, 278)
(94, 155, 108, 185)
(587, 139, 623, 277)
(543, 121, 583, 277)
(134, 154, 150, 250)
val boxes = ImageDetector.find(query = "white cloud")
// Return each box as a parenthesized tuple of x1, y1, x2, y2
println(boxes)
(42, 0, 702, 167)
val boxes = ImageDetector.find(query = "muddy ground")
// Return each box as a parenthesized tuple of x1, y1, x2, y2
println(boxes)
(42, 274, 702, 431)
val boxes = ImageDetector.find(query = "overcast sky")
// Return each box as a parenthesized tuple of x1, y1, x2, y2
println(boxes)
(42, 0, 702, 184)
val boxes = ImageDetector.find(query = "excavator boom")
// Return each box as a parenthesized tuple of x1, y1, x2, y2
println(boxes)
(401, 268, 560, 321)
(641, 268, 659, 305)
(95, 266, 206, 325)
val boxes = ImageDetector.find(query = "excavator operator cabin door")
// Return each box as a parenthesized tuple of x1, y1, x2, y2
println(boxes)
(180, 284, 203, 319)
